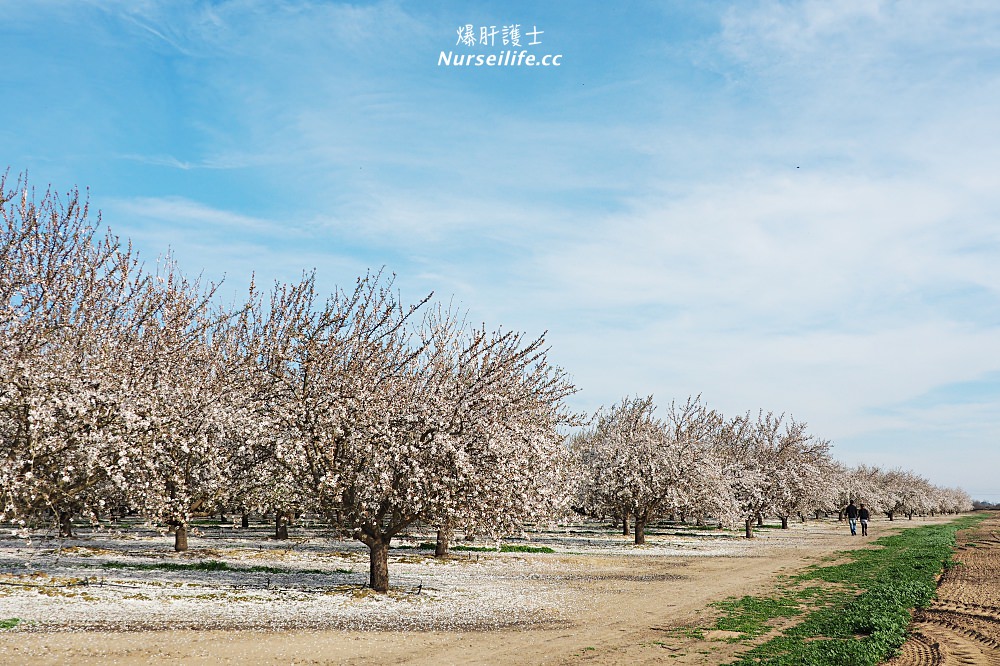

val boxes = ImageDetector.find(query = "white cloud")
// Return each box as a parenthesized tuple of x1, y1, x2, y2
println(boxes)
(105, 196, 302, 237)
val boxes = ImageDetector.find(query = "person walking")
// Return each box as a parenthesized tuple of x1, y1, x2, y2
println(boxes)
(859, 503, 870, 536)
(846, 499, 859, 536)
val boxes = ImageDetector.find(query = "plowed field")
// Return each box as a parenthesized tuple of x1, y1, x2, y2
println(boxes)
(888, 514, 1000, 666)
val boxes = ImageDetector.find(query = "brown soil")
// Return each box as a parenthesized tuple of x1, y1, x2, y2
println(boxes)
(0, 516, 980, 665)
(887, 513, 1000, 666)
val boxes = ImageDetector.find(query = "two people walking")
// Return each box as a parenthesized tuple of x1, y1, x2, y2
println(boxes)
(845, 499, 870, 536)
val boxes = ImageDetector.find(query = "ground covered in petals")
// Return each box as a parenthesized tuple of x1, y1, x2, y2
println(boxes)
(0, 518, 754, 633)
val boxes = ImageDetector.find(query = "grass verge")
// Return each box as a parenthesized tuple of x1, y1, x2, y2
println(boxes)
(395, 543, 555, 554)
(99, 560, 350, 575)
(704, 515, 985, 665)
(454, 544, 556, 554)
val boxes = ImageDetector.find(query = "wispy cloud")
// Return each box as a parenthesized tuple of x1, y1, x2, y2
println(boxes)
(105, 196, 301, 236)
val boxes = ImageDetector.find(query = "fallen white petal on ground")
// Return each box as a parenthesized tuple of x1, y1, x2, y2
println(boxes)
(0, 521, 766, 632)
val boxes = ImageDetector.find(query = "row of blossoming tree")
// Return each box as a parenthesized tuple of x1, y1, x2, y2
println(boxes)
(0, 175, 578, 591)
(570, 395, 973, 542)
(0, 173, 973, 591)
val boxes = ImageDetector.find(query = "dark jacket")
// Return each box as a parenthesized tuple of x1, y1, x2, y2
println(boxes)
(859, 507, 870, 521)
(846, 503, 859, 519)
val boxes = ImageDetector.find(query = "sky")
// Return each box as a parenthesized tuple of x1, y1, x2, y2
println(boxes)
(3, 1, 1000, 498)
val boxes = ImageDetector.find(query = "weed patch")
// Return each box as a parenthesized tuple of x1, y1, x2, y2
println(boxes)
(712, 595, 801, 638)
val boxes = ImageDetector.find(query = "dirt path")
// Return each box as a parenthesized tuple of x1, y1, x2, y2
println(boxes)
(888, 513, 1000, 666)
(0, 518, 952, 665)
(0, 554, 789, 665)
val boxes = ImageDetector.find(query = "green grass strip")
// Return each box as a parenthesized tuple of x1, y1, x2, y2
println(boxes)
(447, 543, 556, 553)
(396, 542, 555, 553)
(0, 618, 21, 630)
(710, 515, 985, 665)
(99, 559, 349, 575)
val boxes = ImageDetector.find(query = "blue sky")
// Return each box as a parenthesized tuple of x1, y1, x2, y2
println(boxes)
(4, 1, 1000, 498)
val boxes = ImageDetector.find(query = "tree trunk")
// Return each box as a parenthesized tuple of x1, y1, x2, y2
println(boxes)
(435, 522, 451, 558)
(780, 515, 789, 529)
(622, 513, 630, 536)
(241, 512, 249, 529)
(58, 511, 73, 538)
(368, 538, 390, 592)
(275, 511, 289, 539)
(887, 511, 894, 521)
(745, 518, 754, 539)
(815, 509, 821, 520)
(634, 515, 647, 545)
(756, 513, 764, 527)
(799, 512, 805, 523)
(174, 524, 188, 552)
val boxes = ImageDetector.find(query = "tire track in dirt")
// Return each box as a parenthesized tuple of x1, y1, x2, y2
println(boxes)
(892, 632, 942, 666)
(888, 513, 1000, 666)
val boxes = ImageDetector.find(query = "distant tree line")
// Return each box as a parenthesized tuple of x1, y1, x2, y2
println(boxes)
(570, 396, 972, 542)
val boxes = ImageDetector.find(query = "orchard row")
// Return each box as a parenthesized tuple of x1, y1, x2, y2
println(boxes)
(571, 395, 970, 542)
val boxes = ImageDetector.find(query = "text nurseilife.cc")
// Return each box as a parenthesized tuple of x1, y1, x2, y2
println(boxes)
(438, 24, 564, 68)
